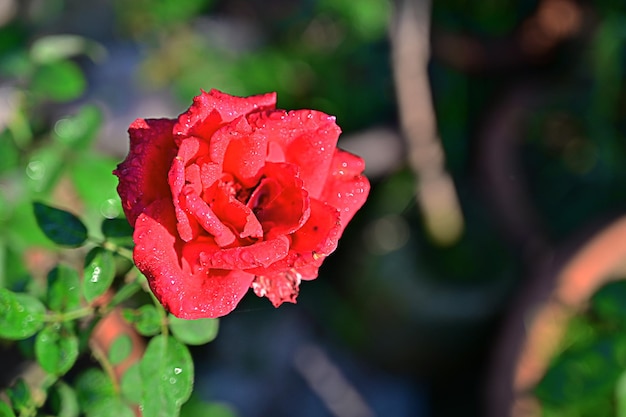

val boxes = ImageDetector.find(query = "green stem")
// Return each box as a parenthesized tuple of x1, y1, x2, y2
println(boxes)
(102, 241, 134, 262)
(107, 279, 141, 310)
(44, 306, 94, 323)
(89, 340, 120, 394)
(148, 290, 169, 337)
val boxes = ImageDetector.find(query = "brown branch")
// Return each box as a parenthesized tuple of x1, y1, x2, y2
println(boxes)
(390, 0, 464, 246)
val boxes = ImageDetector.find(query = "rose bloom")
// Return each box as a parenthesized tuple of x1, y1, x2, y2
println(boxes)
(114, 90, 369, 319)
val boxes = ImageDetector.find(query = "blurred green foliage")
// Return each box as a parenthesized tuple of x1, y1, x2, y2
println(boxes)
(536, 281, 626, 416)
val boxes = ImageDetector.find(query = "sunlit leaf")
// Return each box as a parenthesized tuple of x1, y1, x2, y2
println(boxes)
(70, 154, 121, 216)
(0, 399, 16, 417)
(0, 288, 46, 340)
(140, 335, 194, 417)
(26, 147, 64, 195)
(35, 323, 79, 375)
(46, 264, 81, 312)
(30, 60, 86, 102)
(33, 202, 87, 247)
(30, 35, 107, 64)
(169, 315, 219, 346)
(83, 247, 115, 303)
(52, 105, 103, 150)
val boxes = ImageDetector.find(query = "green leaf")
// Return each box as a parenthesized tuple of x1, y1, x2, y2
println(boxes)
(123, 305, 161, 336)
(30, 34, 107, 64)
(6, 379, 33, 414)
(0, 288, 46, 340)
(618, 370, 626, 417)
(591, 280, 626, 323)
(140, 335, 194, 417)
(69, 154, 121, 215)
(101, 218, 134, 244)
(48, 381, 80, 417)
(26, 146, 65, 195)
(180, 397, 237, 417)
(46, 264, 81, 312)
(75, 369, 115, 415)
(0, 400, 16, 417)
(52, 105, 103, 150)
(87, 398, 135, 417)
(109, 281, 141, 309)
(33, 202, 88, 247)
(120, 362, 142, 405)
(83, 247, 115, 303)
(30, 60, 86, 102)
(109, 334, 132, 365)
(35, 323, 79, 375)
(169, 315, 219, 345)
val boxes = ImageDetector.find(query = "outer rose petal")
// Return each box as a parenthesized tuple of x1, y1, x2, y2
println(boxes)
(246, 199, 341, 286)
(248, 110, 340, 198)
(114, 118, 177, 225)
(320, 149, 370, 232)
(133, 198, 255, 319)
(175, 89, 276, 140)
(181, 233, 290, 272)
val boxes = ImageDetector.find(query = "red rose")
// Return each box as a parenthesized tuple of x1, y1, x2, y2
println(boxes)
(114, 90, 369, 319)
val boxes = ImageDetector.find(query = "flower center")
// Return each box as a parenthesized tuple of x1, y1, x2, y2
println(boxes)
(219, 173, 255, 205)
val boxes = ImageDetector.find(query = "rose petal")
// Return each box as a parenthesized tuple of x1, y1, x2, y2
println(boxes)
(114, 118, 177, 225)
(251, 270, 302, 307)
(182, 186, 236, 247)
(193, 235, 290, 270)
(133, 198, 255, 319)
(247, 162, 310, 236)
(245, 199, 340, 278)
(248, 109, 340, 198)
(290, 198, 341, 256)
(175, 89, 276, 140)
(207, 182, 263, 239)
(168, 138, 206, 242)
(320, 149, 370, 232)
(222, 119, 267, 188)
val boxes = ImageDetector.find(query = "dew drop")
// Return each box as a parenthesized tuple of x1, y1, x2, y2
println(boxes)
(174, 367, 182, 375)
(90, 266, 101, 283)
(26, 160, 46, 181)
(100, 198, 120, 219)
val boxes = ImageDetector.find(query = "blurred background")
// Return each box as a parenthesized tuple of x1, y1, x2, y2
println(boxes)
(1, 0, 626, 416)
